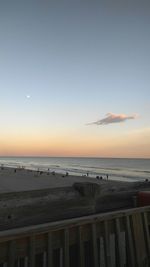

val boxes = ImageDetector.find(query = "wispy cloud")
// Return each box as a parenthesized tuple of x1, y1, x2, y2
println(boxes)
(87, 113, 138, 126)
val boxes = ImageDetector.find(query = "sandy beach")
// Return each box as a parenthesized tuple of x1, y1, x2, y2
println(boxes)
(0, 166, 149, 230)
(0, 166, 131, 194)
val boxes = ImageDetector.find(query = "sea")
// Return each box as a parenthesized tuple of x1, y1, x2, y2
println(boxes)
(0, 157, 150, 183)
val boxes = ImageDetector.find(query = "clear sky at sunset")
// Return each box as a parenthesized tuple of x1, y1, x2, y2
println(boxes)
(0, 1, 150, 158)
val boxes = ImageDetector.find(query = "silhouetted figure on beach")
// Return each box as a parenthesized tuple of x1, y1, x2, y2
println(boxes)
(1, 164, 4, 170)
(106, 174, 108, 180)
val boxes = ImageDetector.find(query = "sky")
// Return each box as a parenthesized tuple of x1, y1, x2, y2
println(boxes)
(0, 0, 150, 158)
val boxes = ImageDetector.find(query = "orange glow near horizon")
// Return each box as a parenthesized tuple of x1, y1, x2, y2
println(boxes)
(0, 127, 150, 158)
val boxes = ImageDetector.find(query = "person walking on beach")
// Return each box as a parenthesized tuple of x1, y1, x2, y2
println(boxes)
(106, 174, 108, 180)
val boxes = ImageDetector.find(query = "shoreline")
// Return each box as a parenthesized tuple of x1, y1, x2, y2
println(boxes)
(1, 157, 150, 183)
(0, 165, 131, 194)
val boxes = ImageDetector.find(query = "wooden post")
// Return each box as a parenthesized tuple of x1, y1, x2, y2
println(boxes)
(47, 232, 53, 267)
(131, 213, 147, 267)
(8, 240, 16, 267)
(63, 229, 69, 267)
(115, 218, 124, 267)
(29, 236, 35, 267)
(24, 257, 28, 267)
(91, 223, 98, 267)
(78, 226, 84, 267)
(125, 216, 135, 267)
(142, 212, 150, 264)
(43, 251, 47, 267)
(103, 221, 111, 267)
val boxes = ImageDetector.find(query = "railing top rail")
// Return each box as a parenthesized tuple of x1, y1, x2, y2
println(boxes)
(0, 205, 149, 242)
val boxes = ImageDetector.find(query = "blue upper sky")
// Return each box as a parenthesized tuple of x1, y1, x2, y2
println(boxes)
(0, 1, 150, 157)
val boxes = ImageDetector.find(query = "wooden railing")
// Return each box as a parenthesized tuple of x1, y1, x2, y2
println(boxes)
(0, 206, 149, 267)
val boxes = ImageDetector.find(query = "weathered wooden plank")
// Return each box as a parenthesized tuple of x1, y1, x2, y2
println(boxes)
(8, 240, 16, 267)
(109, 233, 116, 267)
(115, 218, 124, 267)
(125, 215, 135, 267)
(24, 256, 28, 267)
(97, 238, 100, 266)
(63, 229, 69, 267)
(131, 213, 147, 267)
(47, 232, 53, 267)
(29, 236, 35, 267)
(15, 257, 27, 267)
(35, 252, 45, 267)
(0, 243, 7, 263)
(103, 221, 111, 267)
(91, 223, 98, 267)
(78, 226, 84, 267)
(42, 251, 47, 267)
(142, 212, 150, 265)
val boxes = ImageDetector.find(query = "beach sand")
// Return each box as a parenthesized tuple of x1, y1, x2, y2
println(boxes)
(0, 166, 130, 194)
(0, 167, 149, 230)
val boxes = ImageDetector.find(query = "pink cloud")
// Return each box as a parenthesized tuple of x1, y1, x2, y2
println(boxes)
(87, 113, 138, 125)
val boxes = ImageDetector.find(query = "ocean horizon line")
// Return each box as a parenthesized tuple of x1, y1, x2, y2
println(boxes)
(0, 156, 150, 160)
